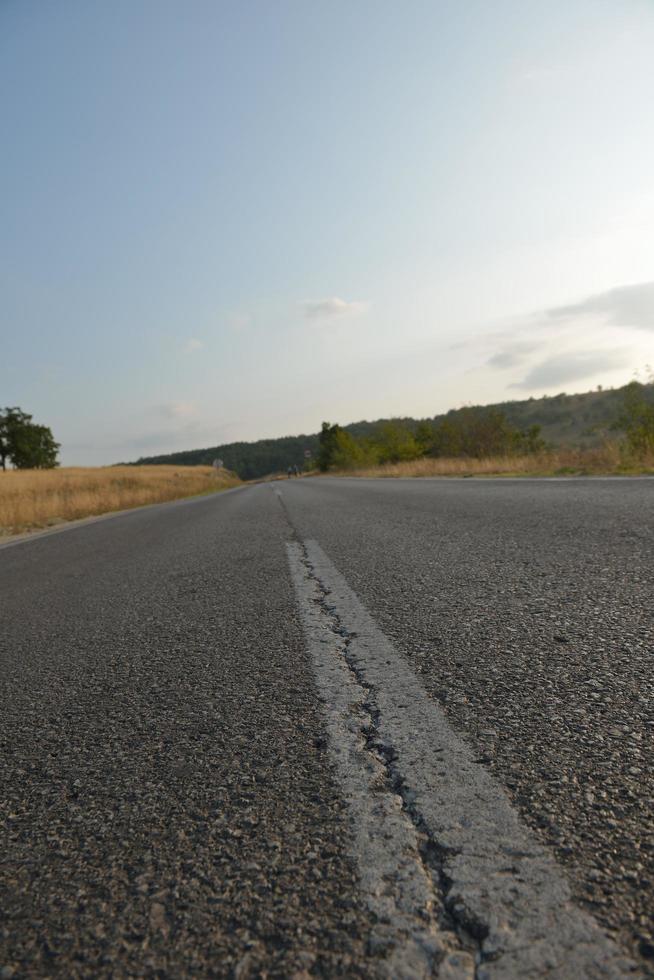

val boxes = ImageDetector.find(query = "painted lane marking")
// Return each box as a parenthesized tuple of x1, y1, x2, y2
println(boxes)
(287, 540, 474, 979)
(286, 538, 638, 979)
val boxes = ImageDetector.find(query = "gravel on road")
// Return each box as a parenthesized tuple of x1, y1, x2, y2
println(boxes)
(280, 477, 654, 971)
(1, 489, 377, 978)
(2, 477, 652, 977)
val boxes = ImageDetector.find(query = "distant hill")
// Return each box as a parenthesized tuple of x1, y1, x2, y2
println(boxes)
(133, 435, 322, 482)
(128, 381, 654, 480)
(491, 386, 652, 448)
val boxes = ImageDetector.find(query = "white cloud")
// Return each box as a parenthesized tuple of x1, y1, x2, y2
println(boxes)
(486, 340, 541, 369)
(509, 349, 631, 390)
(184, 338, 204, 352)
(301, 297, 370, 320)
(546, 281, 654, 331)
(481, 280, 654, 375)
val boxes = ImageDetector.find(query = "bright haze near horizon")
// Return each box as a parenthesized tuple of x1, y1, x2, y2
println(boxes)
(3, 0, 654, 465)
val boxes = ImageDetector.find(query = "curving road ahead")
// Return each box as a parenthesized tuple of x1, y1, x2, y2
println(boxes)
(1, 477, 652, 978)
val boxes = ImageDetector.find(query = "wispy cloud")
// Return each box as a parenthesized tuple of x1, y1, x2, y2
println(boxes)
(158, 401, 198, 420)
(301, 297, 370, 320)
(184, 338, 204, 352)
(486, 340, 541, 369)
(546, 281, 654, 331)
(510, 349, 631, 390)
(482, 280, 654, 378)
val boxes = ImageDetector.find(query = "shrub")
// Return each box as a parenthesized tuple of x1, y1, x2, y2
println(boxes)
(616, 381, 654, 457)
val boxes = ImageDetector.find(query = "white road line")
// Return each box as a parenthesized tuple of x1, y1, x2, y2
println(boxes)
(286, 539, 638, 979)
(287, 540, 474, 979)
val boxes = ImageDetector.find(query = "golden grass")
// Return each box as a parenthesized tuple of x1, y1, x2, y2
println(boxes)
(0, 465, 241, 536)
(333, 445, 654, 479)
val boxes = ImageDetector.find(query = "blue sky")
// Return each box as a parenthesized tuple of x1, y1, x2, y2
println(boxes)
(2, 0, 654, 464)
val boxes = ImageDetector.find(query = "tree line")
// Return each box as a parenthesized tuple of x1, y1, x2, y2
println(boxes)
(131, 434, 321, 481)
(317, 409, 545, 470)
(2, 381, 652, 475)
(0, 407, 60, 470)
(317, 382, 654, 471)
(127, 381, 654, 478)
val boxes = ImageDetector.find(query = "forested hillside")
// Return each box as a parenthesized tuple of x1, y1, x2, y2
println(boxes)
(131, 435, 321, 481)
(129, 381, 654, 480)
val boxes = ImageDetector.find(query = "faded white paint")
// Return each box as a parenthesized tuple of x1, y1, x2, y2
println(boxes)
(287, 538, 638, 979)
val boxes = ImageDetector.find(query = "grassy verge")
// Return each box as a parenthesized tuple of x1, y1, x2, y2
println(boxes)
(0, 465, 241, 537)
(331, 445, 654, 479)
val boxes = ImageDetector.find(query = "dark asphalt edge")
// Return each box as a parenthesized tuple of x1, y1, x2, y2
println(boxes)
(324, 476, 654, 483)
(0, 483, 250, 553)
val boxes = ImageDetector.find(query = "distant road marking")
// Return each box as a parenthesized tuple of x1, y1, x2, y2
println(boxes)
(286, 539, 637, 979)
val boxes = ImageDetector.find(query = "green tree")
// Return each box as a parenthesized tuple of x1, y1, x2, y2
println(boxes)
(517, 423, 545, 455)
(430, 408, 541, 458)
(317, 422, 341, 471)
(0, 407, 60, 469)
(317, 422, 380, 470)
(373, 421, 421, 464)
(331, 429, 379, 469)
(11, 424, 60, 469)
(414, 421, 435, 455)
(616, 381, 654, 457)
(0, 408, 31, 471)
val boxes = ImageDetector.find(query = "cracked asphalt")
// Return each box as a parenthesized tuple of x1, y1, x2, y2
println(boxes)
(1, 488, 376, 978)
(2, 477, 653, 976)
(281, 477, 654, 972)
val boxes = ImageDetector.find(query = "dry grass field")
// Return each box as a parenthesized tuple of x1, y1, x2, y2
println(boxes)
(0, 465, 240, 536)
(334, 444, 654, 479)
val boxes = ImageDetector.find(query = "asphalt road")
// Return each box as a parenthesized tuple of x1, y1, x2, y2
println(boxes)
(1, 477, 652, 977)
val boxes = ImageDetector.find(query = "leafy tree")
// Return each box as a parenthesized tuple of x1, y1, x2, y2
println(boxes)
(315, 413, 545, 470)
(372, 421, 421, 464)
(1, 408, 32, 470)
(0, 407, 60, 469)
(11, 423, 60, 469)
(316, 422, 382, 470)
(616, 381, 654, 457)
(317, 422, 341, 471)
(330, 429, 379, 469)
(414, 421, 436, 455)
(429, 407, 539, 459)
(515, 424, 546, 455)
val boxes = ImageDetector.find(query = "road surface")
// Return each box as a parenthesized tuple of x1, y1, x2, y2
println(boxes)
(1, 478, 652, 978)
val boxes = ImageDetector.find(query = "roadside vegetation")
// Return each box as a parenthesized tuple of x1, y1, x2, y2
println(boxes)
(329, 445, 654, 478)
(3, 383, 651, 535)
(0, 406, 59, 470)
(130, 380, 654, 480)
(0, 465, 240, 537)
(317, 381, 654, 478)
